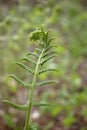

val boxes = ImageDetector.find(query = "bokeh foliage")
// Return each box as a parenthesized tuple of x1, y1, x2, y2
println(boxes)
(0, 0, 87, 129)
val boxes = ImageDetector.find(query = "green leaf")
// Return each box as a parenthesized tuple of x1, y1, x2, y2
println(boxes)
(3, 113, 14, 128)
(42, 51, 56, 58)
(14, 62, 34, 74)
(38, 68, 58, 75)
(63, 116, 76, 127)
(3, 100, 28, 110)
(36, 48, 42, 53)
(21, 57, 36, 65)
(9, 75, 31, 88)
(45, 45, 57, 52)
(33, 102, 51, 107)
(51, 106, 62, 117)
(26, 52, 38, 58)
(40, 55, 55, 65)
(41, 25, 46, 37)
(29, 125, 38, 130)
(47, 37, 56, 44)
(37, 80, 58, 86)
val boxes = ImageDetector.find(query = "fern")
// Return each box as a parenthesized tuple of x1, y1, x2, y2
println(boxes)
(26, 52, 39, 58)
(38, 68, 58, 75)
(3, 26, 58, 130)
(9, 75, 31, 88)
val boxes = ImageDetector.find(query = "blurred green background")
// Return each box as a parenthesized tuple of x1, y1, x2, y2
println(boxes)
(0, 0, 87, 130)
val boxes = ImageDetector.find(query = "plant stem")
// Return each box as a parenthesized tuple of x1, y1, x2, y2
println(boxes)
(24, 48, 45, 130)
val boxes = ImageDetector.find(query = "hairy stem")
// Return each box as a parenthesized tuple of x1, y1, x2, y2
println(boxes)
(24, 48, 45, 130)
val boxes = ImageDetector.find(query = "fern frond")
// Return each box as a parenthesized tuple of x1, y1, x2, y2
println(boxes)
(3, 100, 28, 110)
(41, 25, 46, 38)
(37, 80, 58, 86)
(21, 57, 36, 65)
(47, 37, 56, 44)
(40, 55, 55, 65)
(9, 75, 31, 88)
(4, 26, 57, 130)
(33, 102, 51, 107)
(26, 52, 38, 58)
(38, 68, 58, 75)
(42, 51, 56, 58)
(45, 45, 57, 52)
(35, 48, 42, 53)
(14, 62, 34, 74)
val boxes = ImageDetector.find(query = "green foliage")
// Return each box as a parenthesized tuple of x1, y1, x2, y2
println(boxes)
(3, 100, 28, 110)
(51, 106, 62, 117)
(9, 75, 31, 88)
(3, 113, 14, 128)
(63, 115, 76, 127)
(0, 0, 87, 129)
(3, 26, 57, 130)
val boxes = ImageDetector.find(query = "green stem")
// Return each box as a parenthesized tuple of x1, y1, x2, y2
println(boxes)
(24, 48, 45, 130)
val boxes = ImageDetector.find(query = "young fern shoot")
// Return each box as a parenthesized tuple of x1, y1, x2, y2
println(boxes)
(3, 26, 58, 130)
